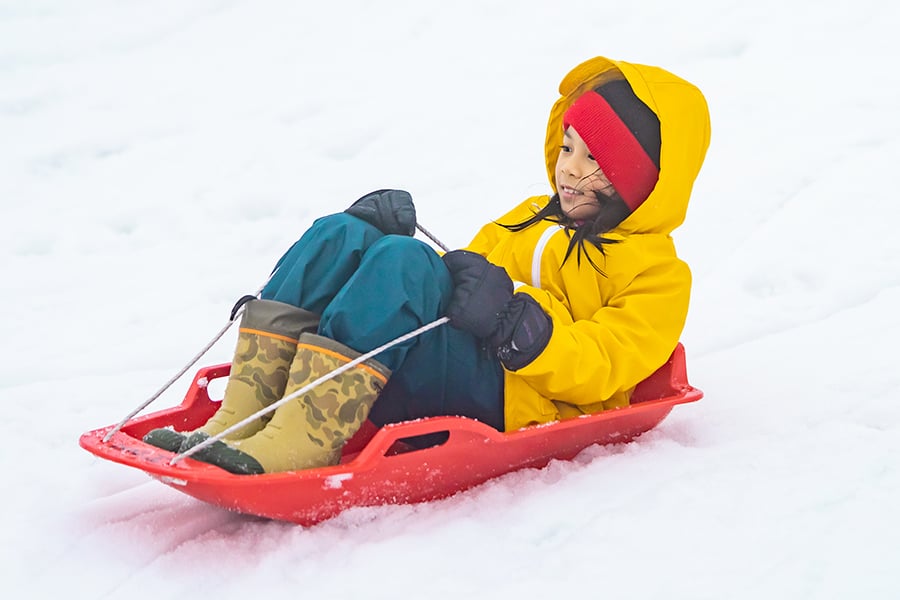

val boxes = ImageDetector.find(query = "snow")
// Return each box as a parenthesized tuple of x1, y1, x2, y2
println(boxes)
(2, 0, 899, 597)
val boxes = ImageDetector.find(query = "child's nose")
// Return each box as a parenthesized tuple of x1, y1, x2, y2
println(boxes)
(565, 157, 588, 179)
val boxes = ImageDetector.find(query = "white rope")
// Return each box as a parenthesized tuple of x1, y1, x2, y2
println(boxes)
(416, 222, 450, 252)
(102, 279, 272, 443)
(170, 316, 450, 465)
(102, 319, 237, 443)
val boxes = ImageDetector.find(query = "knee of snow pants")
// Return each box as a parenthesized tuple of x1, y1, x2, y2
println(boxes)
(261, 213, 384, 314)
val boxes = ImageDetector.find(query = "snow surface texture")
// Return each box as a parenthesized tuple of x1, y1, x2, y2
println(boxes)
(3, 1, 898, 598)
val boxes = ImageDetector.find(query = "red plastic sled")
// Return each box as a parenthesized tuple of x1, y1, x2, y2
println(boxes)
(80, 344, 701, 526)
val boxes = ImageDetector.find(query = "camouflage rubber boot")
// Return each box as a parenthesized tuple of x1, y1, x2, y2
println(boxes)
(142, 300, 319, 452)
(188, 332, 391, 474)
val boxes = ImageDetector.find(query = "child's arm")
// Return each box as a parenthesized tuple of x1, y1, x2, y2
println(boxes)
(514, 255, 691, 404)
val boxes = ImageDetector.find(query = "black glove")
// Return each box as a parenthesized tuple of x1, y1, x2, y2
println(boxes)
(345, 189, 416, 236)
(443, 250, 514, 337)
(442, 250, 552, 370)
(491, 294, 553, 371)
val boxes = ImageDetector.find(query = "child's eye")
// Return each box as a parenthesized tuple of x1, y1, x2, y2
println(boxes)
(559, 145, 571, 153)
(587, 154, 596, 161)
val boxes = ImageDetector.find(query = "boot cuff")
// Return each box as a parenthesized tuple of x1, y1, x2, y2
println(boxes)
(242, 300, 319, 340)
(297, 333, 392, 382)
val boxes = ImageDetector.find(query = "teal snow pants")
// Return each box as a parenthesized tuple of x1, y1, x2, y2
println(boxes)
(260, 213, 505, 431)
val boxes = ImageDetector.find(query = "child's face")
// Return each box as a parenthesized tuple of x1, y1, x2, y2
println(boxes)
(555, 126, 615, 221)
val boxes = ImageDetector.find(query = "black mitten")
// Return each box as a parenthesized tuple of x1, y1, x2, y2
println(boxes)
(490, 294, 553, 371)
(345, 189, 416, 236)
(442, 250, 513, 338)
(442, 250, 552, 370)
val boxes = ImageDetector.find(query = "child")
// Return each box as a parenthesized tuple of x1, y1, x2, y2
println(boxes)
(143, 55, 711, 475)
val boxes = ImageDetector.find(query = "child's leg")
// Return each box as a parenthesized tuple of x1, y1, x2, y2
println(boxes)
(319, 235, 505, 430)
(261, 213, 384, 314)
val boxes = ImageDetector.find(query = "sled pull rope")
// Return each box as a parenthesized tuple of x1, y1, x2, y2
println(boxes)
(170, 316, 451, 465)
(416, 223, 449, 252)
(101, 278, 273, 443)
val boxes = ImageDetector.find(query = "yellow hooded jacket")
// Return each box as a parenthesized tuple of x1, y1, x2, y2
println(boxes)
(464, 57, 711, 431)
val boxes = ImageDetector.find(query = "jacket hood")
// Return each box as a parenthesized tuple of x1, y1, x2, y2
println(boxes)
(544, 57, 711, 236)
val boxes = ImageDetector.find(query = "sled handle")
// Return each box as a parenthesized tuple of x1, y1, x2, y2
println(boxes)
(352, 416, 504, 468)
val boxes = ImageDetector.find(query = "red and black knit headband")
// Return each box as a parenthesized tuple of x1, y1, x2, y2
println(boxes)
(563, 79, 661, 211)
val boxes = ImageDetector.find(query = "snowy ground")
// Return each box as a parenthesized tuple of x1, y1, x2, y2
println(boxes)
(2, 1, 899, 598)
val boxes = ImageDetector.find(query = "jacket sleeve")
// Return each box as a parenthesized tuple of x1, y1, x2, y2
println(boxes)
(514, 255, 691, 405)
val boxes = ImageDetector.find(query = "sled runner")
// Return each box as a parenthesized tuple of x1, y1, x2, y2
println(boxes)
(79, 343, 702, 526)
